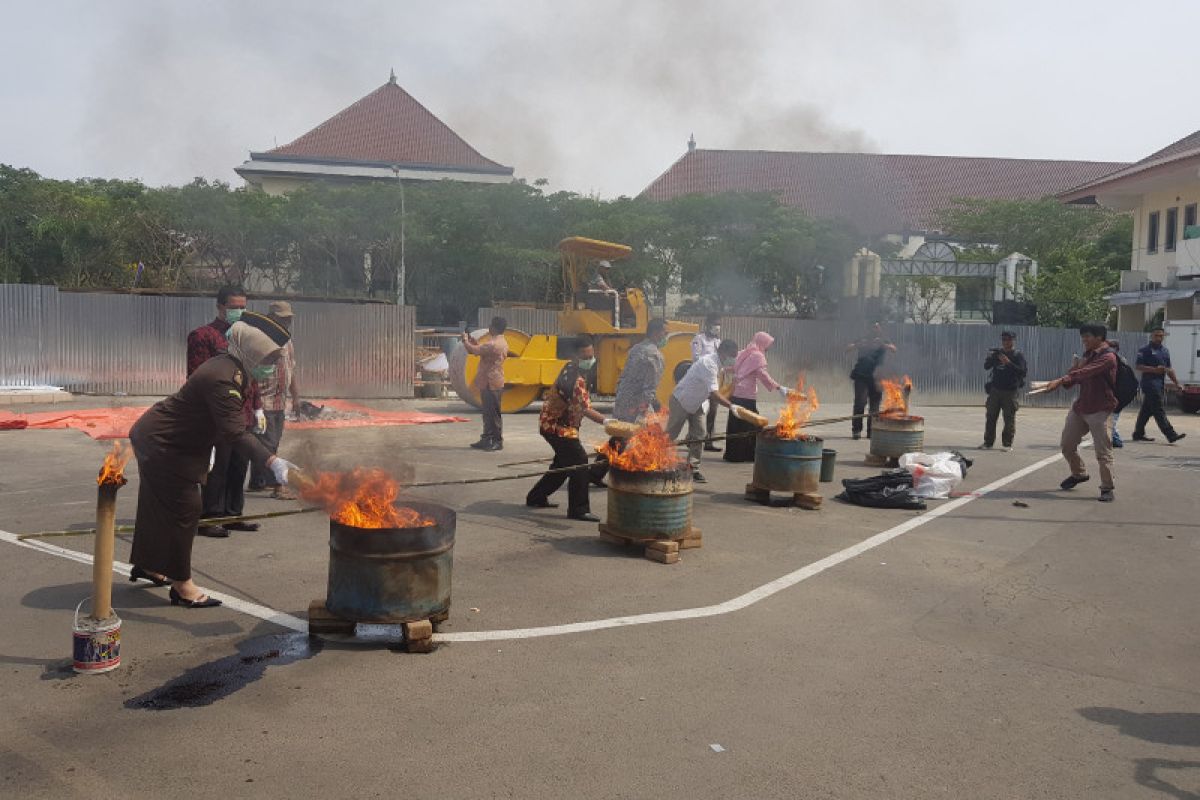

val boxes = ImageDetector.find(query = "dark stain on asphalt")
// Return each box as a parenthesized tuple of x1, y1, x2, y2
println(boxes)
(124, 633, 321, 710)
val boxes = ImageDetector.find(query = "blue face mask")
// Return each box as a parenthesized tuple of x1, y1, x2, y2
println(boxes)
(225, 308, 244, 324)
(578, 357, 596, 370)
(251, 365, 276, 380)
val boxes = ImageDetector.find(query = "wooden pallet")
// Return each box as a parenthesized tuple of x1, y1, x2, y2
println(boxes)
(307, 598, 444, 653)
(744, 483, 822, 510)
(597, 523, 702, 564)
(864, 453, 900, 468)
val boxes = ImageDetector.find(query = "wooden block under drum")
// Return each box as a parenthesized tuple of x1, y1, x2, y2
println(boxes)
(307, 598, 356, 636)
(599, 529, 631, 547)
(645, 539, 680, 554)
(793, 492, 822, 511)
(643, 548, 680, 564)
(864, 452, 890, 467)
(402, 619, 435, 653)
(744, 483, 770, 504)
(679, 529, 703, 549)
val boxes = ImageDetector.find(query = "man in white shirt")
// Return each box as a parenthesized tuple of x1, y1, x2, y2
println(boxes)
(667, 338, 738, 483)
(690, 314, 723, 452)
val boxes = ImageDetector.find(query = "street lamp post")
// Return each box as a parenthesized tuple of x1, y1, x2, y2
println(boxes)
(391, 165, 407, 306)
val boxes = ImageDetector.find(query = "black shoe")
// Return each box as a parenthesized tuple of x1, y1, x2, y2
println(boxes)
(482, 441, 503, 451)
(1168, 432, 1187, 444)
(1098, 489, 1114, 502)
(469, 439, 489, 449)
(1060, 475, 1090, 490)
(225, 521, 260, 532)
(1131, 434, 1155, 442)
(692, 471, 708, 483)
(590, 478, 607, 488)
(703, 444, 722, 452)
(1112, 438, 1123, 449)
(852, 433, 861, 440)
(526, 500, 559, 509)
(197, 525, 230, 538)
(169, 587, 222, 608)
(129, 565, 170, 587)
(568, 512, 601, 522)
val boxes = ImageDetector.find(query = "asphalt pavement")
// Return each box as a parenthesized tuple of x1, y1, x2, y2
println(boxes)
(1, 395, 1197, 799)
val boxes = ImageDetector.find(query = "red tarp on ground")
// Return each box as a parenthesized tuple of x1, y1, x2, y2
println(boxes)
(0, 399, 467, 440)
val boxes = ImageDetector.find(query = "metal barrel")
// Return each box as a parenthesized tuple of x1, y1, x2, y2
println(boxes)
(870, 415, 925, 458)
(752, 432, 823, 494)
(819, 449, 837, 483)
(605, 465, 693, 539)
(326, 501, 455, 623)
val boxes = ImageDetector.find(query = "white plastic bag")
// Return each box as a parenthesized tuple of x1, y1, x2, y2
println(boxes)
(898, 452, 963, 499)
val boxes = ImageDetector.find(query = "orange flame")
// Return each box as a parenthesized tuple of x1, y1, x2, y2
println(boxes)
(297, 468, 434, 529)
(774, 375, 820, 439)
(880, 375, 913, 418)
(97, 441, 132, 487)
(599, 411, 681, 472)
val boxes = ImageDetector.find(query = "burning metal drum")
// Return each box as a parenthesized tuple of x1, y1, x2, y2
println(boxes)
(870, 415, 925, 459)
(753, 431, 823, 495)
(605, 465, 694, 540)
(325, 501, 455, 623)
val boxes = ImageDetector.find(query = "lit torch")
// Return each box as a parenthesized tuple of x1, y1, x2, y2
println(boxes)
(93, 442, 131, 621)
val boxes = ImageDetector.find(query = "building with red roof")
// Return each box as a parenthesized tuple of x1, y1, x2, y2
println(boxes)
(1060, 129, 1200, 329)
(236, 72, 514, 195)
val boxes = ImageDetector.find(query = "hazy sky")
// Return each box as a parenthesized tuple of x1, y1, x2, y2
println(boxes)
(3, 1, 1197, 197)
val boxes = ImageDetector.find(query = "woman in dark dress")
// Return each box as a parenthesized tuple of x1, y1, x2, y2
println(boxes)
(128, 312, 298, 608)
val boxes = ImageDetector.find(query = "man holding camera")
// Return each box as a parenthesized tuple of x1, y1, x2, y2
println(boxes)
(980, 331, 1027, 451)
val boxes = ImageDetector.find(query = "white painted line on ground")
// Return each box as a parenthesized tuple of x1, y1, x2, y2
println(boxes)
(0, 449, 1070, 644)
(0, 529, 308, 633)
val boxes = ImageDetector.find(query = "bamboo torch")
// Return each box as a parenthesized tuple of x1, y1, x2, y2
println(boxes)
(93, 442, 131, 621)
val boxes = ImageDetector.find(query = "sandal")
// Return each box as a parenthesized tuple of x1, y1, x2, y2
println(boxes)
(129, 565, 170, 587)
(271, 487, 297, 501)
(169, 587, 222, 608)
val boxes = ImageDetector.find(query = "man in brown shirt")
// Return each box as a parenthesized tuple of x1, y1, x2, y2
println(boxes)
(1043, 323, 1119, 502)
(462, 316, 509, 451)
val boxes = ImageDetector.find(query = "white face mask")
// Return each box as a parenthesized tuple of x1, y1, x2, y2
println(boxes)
(708, 325, 720, 337)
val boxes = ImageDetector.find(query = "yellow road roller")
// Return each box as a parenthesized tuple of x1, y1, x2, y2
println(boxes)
(449, 236, 699, 413)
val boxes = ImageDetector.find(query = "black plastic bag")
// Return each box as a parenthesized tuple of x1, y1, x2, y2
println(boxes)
(836, 471, 927, 510)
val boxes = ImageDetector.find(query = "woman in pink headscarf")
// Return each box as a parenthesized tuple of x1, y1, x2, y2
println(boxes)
(724, 331, 787, 463)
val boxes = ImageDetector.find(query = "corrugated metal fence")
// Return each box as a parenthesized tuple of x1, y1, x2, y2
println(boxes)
(479, 307, 1149, 407)
(1, 284, 415, 398)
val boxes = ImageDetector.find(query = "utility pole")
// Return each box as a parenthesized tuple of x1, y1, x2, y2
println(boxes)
(391, 165, 407, 305)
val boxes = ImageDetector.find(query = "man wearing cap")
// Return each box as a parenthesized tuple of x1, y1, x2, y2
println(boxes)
(980, 331, 1027, 451)
(248, 301, 302, 498)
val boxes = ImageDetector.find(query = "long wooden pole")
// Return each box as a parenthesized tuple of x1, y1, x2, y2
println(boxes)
(91, 483, 120, 620)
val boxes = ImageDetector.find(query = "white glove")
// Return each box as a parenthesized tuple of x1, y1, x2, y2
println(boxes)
(777, 386, 791, 400)
(208, 447, 216, 472)
(254, 409, 267, 434)
(602, 418, 617, 427)
(270, 457, 298, 486)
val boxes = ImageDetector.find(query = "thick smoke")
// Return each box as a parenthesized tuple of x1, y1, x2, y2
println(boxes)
(57, 0, 957, 195)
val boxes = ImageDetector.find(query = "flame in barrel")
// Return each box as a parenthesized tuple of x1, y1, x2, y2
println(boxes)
(774, 375, 819, 439)
(298, 468, 434, 529)
(599, 411, 681, 472)
(97, 442, 131, 487)
(880, 375, 913, 418)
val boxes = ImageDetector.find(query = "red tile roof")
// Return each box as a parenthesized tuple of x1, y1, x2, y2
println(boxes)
(1059, 129, 1200, 201)
(261, 79, 512, 174)
(642, 149, 1127, 235)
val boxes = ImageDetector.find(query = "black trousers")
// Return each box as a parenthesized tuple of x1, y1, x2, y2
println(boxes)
(984, 389, 1020, 447)
(1133, 386, 1178, 439)
(851, 376, 882, 436)
(202, 438, 248, 518)
(526, 433, 590, 515)
(248, 410, 286, 489)
(480, 387, 503, 443)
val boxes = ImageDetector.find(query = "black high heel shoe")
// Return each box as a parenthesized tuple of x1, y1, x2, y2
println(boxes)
(169, 587, 222, 608)
(129, 565, 170, 587)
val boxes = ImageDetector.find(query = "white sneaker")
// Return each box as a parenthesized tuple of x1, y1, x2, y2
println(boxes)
(1001, 446, 1012, 452)
(979, 443, 993, 450)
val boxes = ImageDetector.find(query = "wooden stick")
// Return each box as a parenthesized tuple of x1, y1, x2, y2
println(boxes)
(92, 483, 120, 620)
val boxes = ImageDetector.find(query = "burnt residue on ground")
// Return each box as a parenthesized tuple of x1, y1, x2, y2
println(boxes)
(124, 632, 322, 711)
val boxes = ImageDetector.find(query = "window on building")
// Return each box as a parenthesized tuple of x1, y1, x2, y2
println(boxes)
(1147, 210, 1160, 254)
(1185, 203, 1197, 234)
(1165, 207, 1178, 252)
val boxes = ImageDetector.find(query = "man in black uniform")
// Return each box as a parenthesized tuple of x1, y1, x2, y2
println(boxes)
(846, 322, 896, 440)
(981, 331, 1028, 451)
(127, 311, 298, 608)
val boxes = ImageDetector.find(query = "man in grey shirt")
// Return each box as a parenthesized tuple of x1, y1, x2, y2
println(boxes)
(613, 318, 667, 422)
